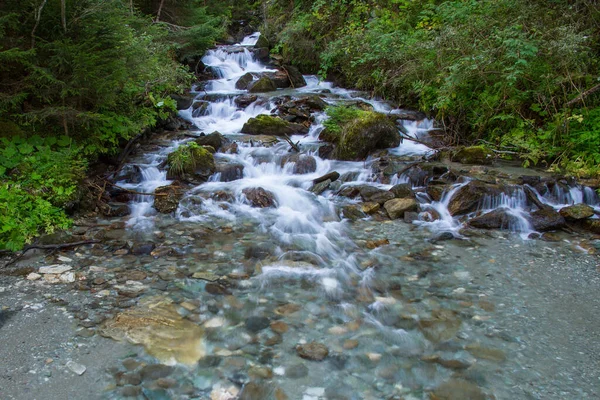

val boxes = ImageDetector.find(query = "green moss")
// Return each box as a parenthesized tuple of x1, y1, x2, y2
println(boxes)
(451, 146, 495, 165)
(323, 106, 365, 134)
(333, 111, 400, 160)
(241, 114, 307, 136)
(167, 142, 215, 177)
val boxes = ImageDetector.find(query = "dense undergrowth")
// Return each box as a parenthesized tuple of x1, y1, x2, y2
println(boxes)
(262, 0, 600, 175)
(0, 0, 231, 250)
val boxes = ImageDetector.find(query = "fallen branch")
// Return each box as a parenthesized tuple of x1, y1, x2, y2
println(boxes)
(2, 239, 100, 268)
(566, 83, 600, 107)
(283, 134, 301, 152)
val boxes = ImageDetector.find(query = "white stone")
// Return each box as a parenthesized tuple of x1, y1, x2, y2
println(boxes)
(88, 266, 106, 272)
(66, 361, 86, 375)
(203, 317, 226, 328)
(43, 274, 61, 284)
(305, 388, 325, 396)
(59, 272, 76, 283)
(39, 265, 72, 274)
(57, 256, 72, 262)
(26, 273, 42, 281)
(273, 366, 285, 376)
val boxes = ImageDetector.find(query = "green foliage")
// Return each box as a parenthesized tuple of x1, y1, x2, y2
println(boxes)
(167, 142, 214, 177)
(268, 0, 600, 175)
(323, 106, 365, 134)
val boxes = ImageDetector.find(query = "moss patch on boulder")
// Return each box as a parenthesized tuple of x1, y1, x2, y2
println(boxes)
(166, 142, 215, 179)
(248, 76, 277, 93)
(334, 111, 400, 160)
(451, 146, 494, 165)
(241, 114, 308, 136)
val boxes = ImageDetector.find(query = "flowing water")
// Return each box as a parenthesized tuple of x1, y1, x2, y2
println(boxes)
(97, 34, 600, 399)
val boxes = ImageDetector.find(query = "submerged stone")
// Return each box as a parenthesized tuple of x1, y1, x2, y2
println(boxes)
(99, 296, 206, 365)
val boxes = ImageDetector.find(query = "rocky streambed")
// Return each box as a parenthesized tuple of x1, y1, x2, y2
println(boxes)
(1, 33, 600, 400)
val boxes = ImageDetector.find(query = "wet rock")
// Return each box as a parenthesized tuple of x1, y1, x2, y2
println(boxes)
(239, 382, 270, 400)
(384, 198, 418, 219)
(120, 386, 142, 397)
(448, 181, 501, 215)
(255, 34, 269, 49)
(296, 342, 329, 361)
(314, 171, 340, 184)
(244, 243, 275, 259)
(283, 65, 307, 88)
(559, 204, 595, 220)
(451, 146, 494, 165)
(285, 363, 308, 379)
(426, 183, 449, 201)
(359, 186, 395, 205)
(528, 207, 566, 231)
(131, 242, 155, 255)
(468, 208, 520, 229)
(389, 183, 414, 199)
(301, 94, 327, 110)
(578, 219, 600, 234)
(116, 371, 142, 386)
(310, 179, 331, 195)
(217, 162, 244, 182)
(404, 211, 419, 223)
(342, 205, 366, 221)
(195, 131, 227, 151)
(248, 76, 277, 93)
(245, 316, 270, 333)
(235, 72, 255, 90)
(243, 187, 277, 208)
(361, 202, 380, 214)
(265, 70, 295, 88)
(39, 265, 72, 274)
(252, 47, 270, 62)
(101, 202, 130, 217)
(154, 183, 184, 214)
(166, 143, 215, 181)
(205, 283, 231, 295)
(432, 379, 486, 400)
(66, 360, 86, 375)
(431, 231, 455, 242)
(270, 320, 288, 334)
(241, 115, 308, 136)
(465, 343, 506, 361)
(140, 364, 174, 381)
(333, 112, 400, 161)
(100, 297, 206, 365)
(281, 154, 317, 174)
(170, 94, 194, 110)
(393, 110, 427, 121)
(235, 94, 258, 108)
(191, 100, 209, 117)
(435, 352, 476, 369)
(418, 309, 461, 343)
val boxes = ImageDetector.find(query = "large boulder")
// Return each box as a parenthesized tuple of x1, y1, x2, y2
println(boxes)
(281, 154, 317, 174)
(243, 187, 277, 208)
(166, 142, 215, 181)
(283, 65, 307, 88)
(451, 146, 494, 165)
(528, 207, 566, 231)
(216, 163, 244, 182)
(254, 34, 269, 49)
(390, 183, 414, 199)
(234, 94, 258, 108)
(170, 94, 194, 110)
(333, 112, 400, 161)
(248, 76, 277, 93)
(265, 70, 294, 88)
(447, 181, 501, 216)
(359, 185, 395, 205)
(195, 132, 227, 151)
(384, 198, 418, 219)
(241, 115, 308, 136)
(559, 204, 595, 220)
(235, 72, 255, 90)
(154, 183, 184, 214)
(468, 208, 520, 229)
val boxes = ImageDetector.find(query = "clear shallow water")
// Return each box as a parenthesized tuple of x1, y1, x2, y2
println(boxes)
(100, 33, 600, 399)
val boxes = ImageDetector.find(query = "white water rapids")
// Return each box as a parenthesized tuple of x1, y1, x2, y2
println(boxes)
(116, 32, 600, 284)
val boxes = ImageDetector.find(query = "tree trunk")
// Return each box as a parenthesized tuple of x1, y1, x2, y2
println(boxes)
(60, 0, 67, 32)
(155, 0, 165, 22)
(31, 0, 48, 49)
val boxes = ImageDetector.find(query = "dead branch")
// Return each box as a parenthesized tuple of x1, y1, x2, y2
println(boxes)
(566, 83, 600, 107)
(283, 134, 301, 152)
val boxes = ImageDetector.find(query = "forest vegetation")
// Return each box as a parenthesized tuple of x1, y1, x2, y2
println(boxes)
(1, 0, 599, 250)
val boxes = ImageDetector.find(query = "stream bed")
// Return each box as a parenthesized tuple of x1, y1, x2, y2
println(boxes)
(1, 33, 599, 400)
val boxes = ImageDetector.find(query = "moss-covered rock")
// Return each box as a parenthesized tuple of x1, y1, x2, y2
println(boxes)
(166, 142, 215, 180)
(559, 204, 595, 220)
(236, 72, 255, 90)
(241, 114, 308, 136)
(248, 76, 277, 93)
(254, 34, 269, 49)
(333, 112, 400, 161)
(154, 183, 184, 214)
(451, 146, 495, 165)
(195, 131, 227, 151)
(447, 180, 501, 215)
